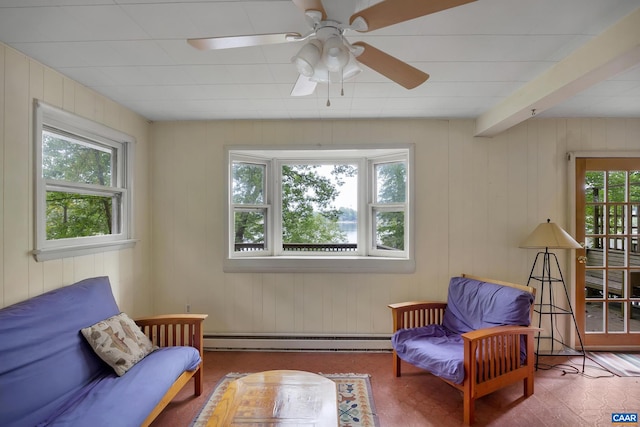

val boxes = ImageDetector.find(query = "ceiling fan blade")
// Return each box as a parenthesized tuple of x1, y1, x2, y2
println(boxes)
(291, 74, 317, 96)
(352, 42, 428, 89)
(188, 33, 301, 50)
(350, 0, 476, 32)
(292, 0, 327, 20)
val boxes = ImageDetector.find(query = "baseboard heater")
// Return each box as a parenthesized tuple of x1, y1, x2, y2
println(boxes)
(204, 333, 393, 352)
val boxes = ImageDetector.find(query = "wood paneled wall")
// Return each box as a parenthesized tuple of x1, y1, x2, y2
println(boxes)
(150, 118, 640, 335)
(0, 43, 152, 315)
(2, 40, 639, 337)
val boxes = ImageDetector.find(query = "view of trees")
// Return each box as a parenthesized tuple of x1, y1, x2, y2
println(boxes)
(232, 163, 357, 248)
(42, 132, 115, 240)
(233, 160, 406, 252)
(584, 170, 640, 250)
(232, 163, 266, 246)
(374, 162, 406, 250)
(281, 164, 355, 245)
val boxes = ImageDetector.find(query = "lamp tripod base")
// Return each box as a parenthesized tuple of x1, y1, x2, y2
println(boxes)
(527, 249, 585, 373)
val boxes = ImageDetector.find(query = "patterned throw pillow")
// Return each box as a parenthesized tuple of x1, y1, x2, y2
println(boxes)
(81, 312, 157, 376)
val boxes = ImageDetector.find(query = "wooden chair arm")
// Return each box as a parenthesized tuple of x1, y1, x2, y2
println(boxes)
(461, 325, 542, 386)
(135, 314, 208, 354)
(388, 301, 447, 332)
(461, 325, 540, 342)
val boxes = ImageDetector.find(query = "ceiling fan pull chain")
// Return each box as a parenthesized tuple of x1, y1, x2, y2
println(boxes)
(341, 69, 344, 96)
(326, 70, 331, 107)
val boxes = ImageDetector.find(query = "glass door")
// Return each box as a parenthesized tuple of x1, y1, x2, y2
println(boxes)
(576, 158, 640, 347)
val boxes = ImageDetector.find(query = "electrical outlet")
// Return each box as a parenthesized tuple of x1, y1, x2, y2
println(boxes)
(186, 304, 191, 313)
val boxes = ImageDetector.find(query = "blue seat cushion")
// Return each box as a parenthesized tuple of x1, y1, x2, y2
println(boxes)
(43, 346, 201, 427)
(392, 325, 464, 384)
(442, 277, 534, 334)
(0, 277, 120, 427)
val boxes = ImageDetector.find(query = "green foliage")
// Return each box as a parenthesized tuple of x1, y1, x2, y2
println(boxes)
(233, 163, 358, 247)
(375, 162, 406, 250)
(43, 133, 115, 240)
(47, 192, 113, 239)
(43, 133, 112, 185)
(232, 163, 264, 205)
(281, 164, 353, 244)
(376, 162, 406, 203)
(234, 210, 265, 245)
(232, 159, 408, 251)
(376, 211, 405, 250)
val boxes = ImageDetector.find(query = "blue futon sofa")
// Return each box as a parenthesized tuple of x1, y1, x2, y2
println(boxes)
(0, 276, 207, 427)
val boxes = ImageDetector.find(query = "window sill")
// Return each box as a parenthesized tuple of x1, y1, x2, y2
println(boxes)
(32, 239, 137, 262)
(224, 256, 415, 274)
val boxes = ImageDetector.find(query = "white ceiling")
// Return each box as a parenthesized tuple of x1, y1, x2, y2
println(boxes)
(1, 0, 639, 126)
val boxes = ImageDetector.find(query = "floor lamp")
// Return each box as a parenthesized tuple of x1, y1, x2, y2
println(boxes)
(520, 219, 585, 372)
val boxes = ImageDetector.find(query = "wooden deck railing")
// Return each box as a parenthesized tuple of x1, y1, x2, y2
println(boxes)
(234, 243, 397, 252)
(585, 248, 640, 298)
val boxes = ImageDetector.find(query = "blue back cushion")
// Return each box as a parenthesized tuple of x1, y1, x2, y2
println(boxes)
(0, 276, 120, 427)
(442, 276, 534, 335)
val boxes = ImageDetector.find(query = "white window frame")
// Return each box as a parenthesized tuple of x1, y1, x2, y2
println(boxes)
(32, 100, 136, 261)
(225, 145, 414, 273)
(229, 154, 271, 258)
(369, 154, 409, 258)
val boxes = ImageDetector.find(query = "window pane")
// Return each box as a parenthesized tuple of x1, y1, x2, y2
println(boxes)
(607, 171, 626, 203)
(281, 164, 355, 252)
(631, 271, 640, 298)
(607, 244, 625, 267)
(630, 171, 640, 202)
(586, 302, 604, 332)
(585, 171, 604, 202)
(234, 209, 266, 251)
(585, 269, 604, 298)
(375, 161, 406, 203)
(607, 302, 625, 332)
(585, 240, 604, 266)
(607, 270, 624, 298)
(631, 302, 640, 332)
(585, 204, 604, 234)
(42, 131, 113, 186)
(374, 210, 404, 251)
(46, 191, 118, 239)
(608, 204, 626, 235)
(232, 162, 265, 204)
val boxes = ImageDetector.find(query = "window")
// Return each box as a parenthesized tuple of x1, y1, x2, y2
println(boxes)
(226, 146, 414, 273)
(33, 101, 135, 261)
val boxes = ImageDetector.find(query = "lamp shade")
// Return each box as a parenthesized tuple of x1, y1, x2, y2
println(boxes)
(520, 219, 582, 249)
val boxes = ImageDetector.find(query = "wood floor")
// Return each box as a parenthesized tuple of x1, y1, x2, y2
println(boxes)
(150, 351, 640, 427)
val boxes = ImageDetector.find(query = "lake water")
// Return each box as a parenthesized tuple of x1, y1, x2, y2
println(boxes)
(339, 221, 357, 243)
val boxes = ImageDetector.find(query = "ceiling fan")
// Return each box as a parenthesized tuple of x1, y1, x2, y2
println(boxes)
(188, 0, 476, 99)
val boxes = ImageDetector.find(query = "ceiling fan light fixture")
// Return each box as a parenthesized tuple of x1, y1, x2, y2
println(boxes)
(342, 52, 362, 80)
(293, 39, 322, 77)
(322, 35, 349, 72)
(310, 60, 330, 83)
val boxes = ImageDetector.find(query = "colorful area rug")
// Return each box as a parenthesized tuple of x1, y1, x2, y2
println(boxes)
(586, 352, 640, 376)
(191, 372, 379, 427)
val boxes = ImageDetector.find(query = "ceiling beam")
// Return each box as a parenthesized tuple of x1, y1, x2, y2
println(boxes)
(475, 7, 640, 137)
